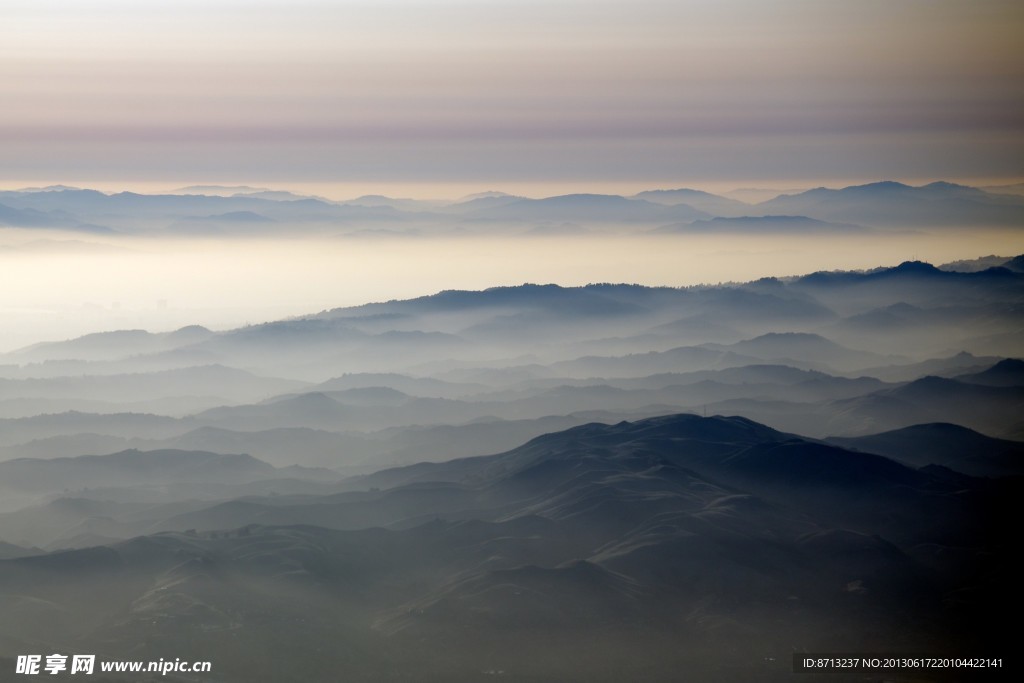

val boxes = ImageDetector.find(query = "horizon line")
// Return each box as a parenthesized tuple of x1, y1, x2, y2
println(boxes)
(4, 176, 1024, 203)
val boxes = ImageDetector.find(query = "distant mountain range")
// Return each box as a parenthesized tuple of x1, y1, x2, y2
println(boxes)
(632, 187, 752, 216)
(0, 259, 1019, 441)
(756, 180, 1024, 227)
(2, 180, 1023, 234)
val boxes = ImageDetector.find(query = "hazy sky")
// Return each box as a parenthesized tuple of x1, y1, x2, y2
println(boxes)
(2, 0, 1023, 197)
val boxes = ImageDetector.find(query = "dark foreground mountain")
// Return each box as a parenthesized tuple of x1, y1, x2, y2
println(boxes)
(827, 422, 1024, 477)
(0, 414, 1015, 682)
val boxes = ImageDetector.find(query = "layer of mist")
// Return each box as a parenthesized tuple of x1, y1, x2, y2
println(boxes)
(2, 181, 1023, 351)
(0, 182, 1022, 681)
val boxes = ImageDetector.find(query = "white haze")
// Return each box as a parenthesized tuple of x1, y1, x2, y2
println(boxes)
(3, 228, 1023, 351)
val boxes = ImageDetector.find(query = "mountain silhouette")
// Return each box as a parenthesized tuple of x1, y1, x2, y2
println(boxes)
(757, 181, 1024, 227)
(1, 413, 1014, 681)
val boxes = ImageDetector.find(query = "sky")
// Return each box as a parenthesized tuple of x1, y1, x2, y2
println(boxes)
(2, 0, 1023, 198)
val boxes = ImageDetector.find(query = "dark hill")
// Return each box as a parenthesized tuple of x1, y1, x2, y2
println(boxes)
(0, 414, 1016, 680)
(828, 422, 1024, 476)
(955, 358, 1024, 386)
